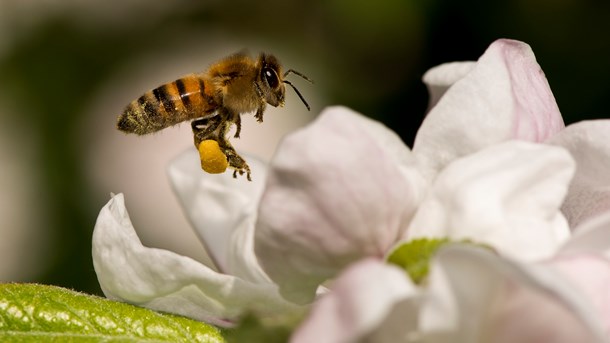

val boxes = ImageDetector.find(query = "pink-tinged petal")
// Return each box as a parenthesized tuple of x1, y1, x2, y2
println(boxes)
(423, 246, 606, 342)
(167, 149, 269, 283)
(407, 141, 574, 260)
(422, 61, 476, 111)
(547, 254, 610, 337)
(291, 259, 418, 343)
(559, 211, 610, 254)
(92, 193, 300, 326)
(548, 120, 610, 229)
(414, 39, 564, 178)
(255, 106, 424, 304)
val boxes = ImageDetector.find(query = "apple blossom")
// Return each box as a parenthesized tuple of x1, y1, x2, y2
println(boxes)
(286, 38, 610, 341)
(91, 37, 610, 342)
(254, 38, 575, 306)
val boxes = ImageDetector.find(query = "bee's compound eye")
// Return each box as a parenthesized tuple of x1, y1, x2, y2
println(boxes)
(262, 67, 280, 89)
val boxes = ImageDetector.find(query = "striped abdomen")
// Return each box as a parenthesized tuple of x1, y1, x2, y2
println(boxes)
(117, 74, 218, 135)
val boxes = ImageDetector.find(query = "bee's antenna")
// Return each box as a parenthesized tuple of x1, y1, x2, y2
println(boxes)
(283, 80, 310, 111)
(283, 69, 312, 111)
(283, 69, 314, 83)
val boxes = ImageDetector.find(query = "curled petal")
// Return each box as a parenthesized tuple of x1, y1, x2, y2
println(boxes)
(422, 61, 476, 111)
(255, 106, 424, 304)
(92, 193, 299, 326)
(292, 259, 418, 343)
(423, 246, 606, 342)
(548, 120, 610, 229)
(168, 149, 269, 282)
(407, 141, 574, 260)
(414, 39, 564, 178)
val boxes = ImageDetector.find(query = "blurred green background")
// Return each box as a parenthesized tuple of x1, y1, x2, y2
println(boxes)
(0, 0, 609, 295)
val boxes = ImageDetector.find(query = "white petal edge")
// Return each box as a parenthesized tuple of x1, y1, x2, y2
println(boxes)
(167, 148, 270, 283)
(422, 61, 476, 111)
(407, 141, 574, 261)
(92, 193, 300, 326)
(422, 246, 606, 342)
(291, 259, 418, 343)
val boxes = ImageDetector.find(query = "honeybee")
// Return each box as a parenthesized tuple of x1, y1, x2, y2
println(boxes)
(117, 52, 312, 180)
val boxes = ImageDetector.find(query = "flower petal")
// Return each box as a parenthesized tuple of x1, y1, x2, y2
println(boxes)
(555, 211, 610, 336)
(548, 120, 610, 229)
(423, 246, 606, 342)
(414, 39, 564, 178)
(291, 258, 418, 343)
(422, 61, 476, 111)
(407, 141, 574, 260)
(92, 193, 300, 326)
(167, 148, 269, 282)
(559, 211, 610, 254)
(547, 254, 610, 336)
(255, 106, 424, 304)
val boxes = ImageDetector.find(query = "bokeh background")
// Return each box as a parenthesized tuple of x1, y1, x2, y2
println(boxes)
(1, 0, 609, 295)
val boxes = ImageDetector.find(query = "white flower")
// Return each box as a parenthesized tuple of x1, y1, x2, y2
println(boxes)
(290, 39, 610, 341)
(254, 38, 577, 307)
(92, 38, 610, 342)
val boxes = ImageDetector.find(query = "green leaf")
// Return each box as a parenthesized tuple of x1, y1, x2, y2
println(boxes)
(386, 238, 451, 284)
(224, 313, 293, 343)
(0, 283, 225, 343)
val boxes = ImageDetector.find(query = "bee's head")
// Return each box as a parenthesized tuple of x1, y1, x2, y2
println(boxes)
(258, 53, 312, 110)
(258, 53, 285, 107)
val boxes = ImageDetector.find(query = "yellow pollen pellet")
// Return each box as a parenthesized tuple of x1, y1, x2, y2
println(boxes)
(198, 140, 228, 174)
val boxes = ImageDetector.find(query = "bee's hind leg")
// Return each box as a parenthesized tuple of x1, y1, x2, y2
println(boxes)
(221, 144, 252, 181)
(191, 115, 223, 147)
(192, 110, 251, 181)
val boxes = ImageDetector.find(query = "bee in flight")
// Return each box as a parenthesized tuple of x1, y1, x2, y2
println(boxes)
(116, 52, 312, 181)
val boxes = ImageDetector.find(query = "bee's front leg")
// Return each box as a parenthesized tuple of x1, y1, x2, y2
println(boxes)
(254, 102, 266, 123)
(253, 82, 266, 123)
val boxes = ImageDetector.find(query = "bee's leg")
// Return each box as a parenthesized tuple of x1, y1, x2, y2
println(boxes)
(217, 113, 234, 143)
(254, 102, 266, 123)
(211, 108, 241, 140)
(191, 115, 223, 147)
(219, 142, 251, 181)
(253, 82, 266, 123)
(233, 113, 242, 139)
